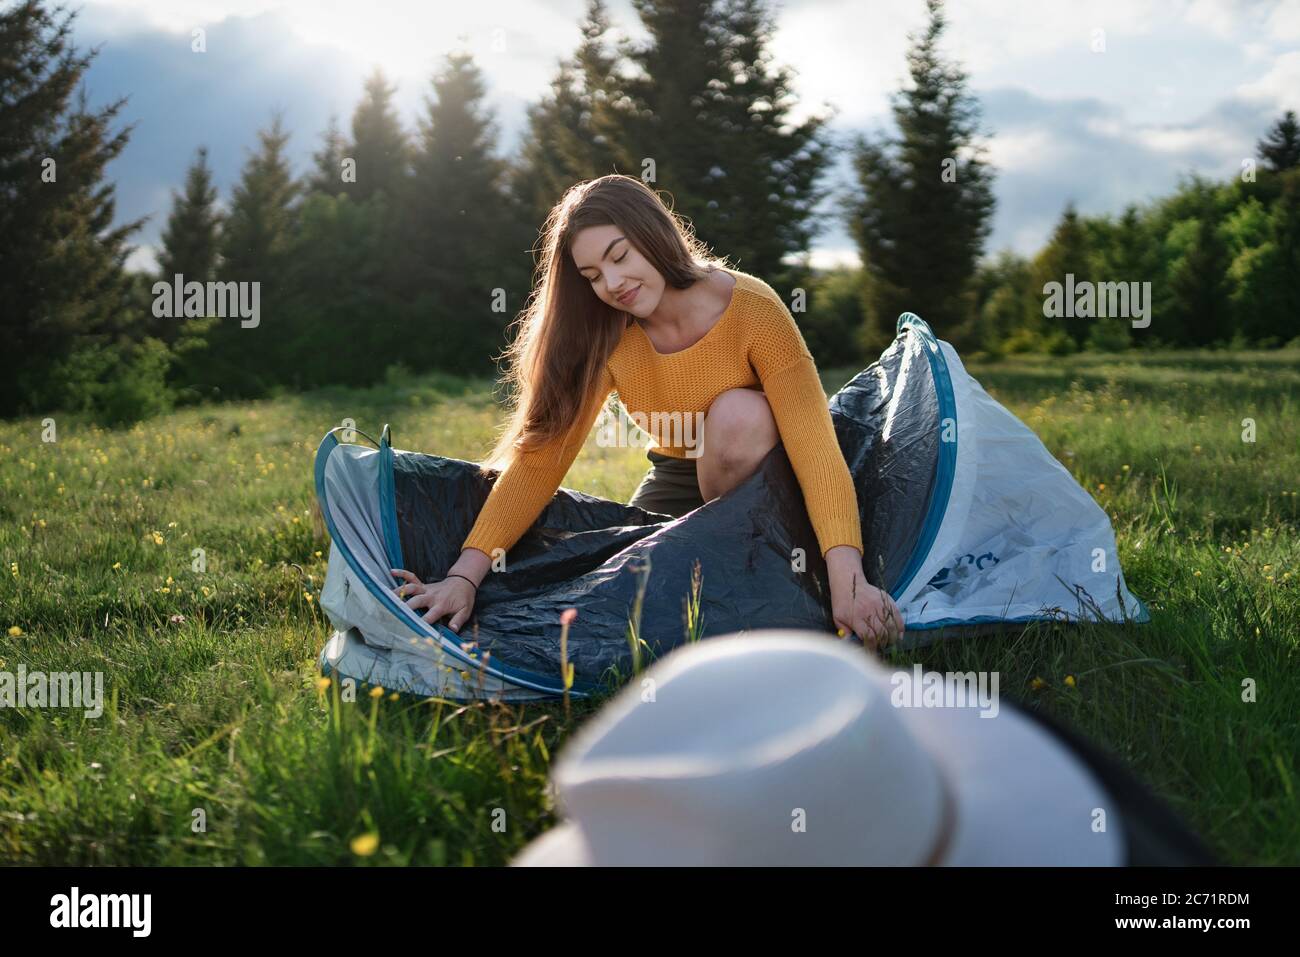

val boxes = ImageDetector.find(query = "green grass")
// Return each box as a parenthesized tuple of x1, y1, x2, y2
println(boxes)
(1, 353, 1297, 864)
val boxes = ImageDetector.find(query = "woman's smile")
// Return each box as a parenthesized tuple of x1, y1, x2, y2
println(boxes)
(616, 284, 641, 306)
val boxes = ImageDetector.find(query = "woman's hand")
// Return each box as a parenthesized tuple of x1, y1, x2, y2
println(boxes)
(391, 568, 476, 632)
(824, 545, 904, 652)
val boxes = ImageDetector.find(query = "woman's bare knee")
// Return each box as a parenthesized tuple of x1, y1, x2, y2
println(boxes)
(697, 388, 778, 499)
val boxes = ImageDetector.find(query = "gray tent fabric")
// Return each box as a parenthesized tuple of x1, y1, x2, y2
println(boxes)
(315, 314, 1149, 701)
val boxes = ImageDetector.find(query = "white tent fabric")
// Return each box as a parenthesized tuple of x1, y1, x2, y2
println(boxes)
(317, 441, 550, 700)
(897, 338, 1148, 634)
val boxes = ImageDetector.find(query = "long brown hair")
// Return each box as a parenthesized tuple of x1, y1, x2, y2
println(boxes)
(481, 174, 728, 473)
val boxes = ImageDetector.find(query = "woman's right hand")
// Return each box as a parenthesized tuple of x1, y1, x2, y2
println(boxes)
(391, 568, 476, 632)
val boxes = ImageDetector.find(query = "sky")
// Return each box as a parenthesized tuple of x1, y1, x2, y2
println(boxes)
(57, 0, 1300, 272)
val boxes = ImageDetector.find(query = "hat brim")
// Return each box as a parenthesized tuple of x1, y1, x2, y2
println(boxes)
(511, 822, 594, 867)
(881, 669, 1124, 866)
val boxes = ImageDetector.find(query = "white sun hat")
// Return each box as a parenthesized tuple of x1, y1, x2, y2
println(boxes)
(513, 630, 1125, 866)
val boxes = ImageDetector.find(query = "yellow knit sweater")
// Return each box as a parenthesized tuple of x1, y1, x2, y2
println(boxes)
(462, 268, 864, 559)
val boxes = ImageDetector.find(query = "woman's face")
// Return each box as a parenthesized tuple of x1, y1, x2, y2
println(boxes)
(571, 225, 662, 316)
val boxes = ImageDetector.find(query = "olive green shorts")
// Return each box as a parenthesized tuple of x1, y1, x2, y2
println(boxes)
(627, 448, 706, 518)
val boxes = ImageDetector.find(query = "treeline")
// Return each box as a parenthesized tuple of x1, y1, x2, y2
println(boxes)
(3, 0, 1297, 426)
(4, 0, 855, 422)
(970, 120, 1300, 356)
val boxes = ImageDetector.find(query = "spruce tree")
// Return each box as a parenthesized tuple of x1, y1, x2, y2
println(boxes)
(1258, 110, 1300, 173)
(511, 1, 624, 228)
(157, 147, 221, 282)
(0, 0, 143, 414)
(844, 0, 995, 344)
(152, 146, 222, 346)
(348, 69, 410, 203)
(191, 113, 298, 397)
(396, 51, 527, 372)
(606, 0, 835, 282)
(711, 0, 837, 286)
(1030, 203, 1091, 352)
(221, 113, 298, 281)
(306, 114, 348, 197)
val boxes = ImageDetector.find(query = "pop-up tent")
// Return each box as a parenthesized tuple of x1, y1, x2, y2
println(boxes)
(314, 314, 1149, 701)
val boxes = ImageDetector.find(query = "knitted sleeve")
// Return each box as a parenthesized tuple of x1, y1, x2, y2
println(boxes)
(746, 294, 864, 558)
(462, 364, 615, 559)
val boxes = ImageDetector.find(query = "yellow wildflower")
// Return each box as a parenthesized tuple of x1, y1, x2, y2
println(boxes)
(350, 833, 379, 857)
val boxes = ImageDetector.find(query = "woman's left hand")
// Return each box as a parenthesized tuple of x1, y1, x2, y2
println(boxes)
(825, 545, 904, 652)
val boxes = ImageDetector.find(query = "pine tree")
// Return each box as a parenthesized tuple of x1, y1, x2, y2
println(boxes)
(1031, 203, 1091, 352)
(511, 1, 625, 228)
(157, 147, 221, 282)
(608, 0, 730, 217)
(1258, 110, 1300, 173)
(221, 113, 298, 281)
(708, 0, 838, 286)
(306, 114, 348, 197)
(191, 113, 299, 397)
(845, 0, 995, 344)
(0, 0, 144, 414)
(591, 0, 836, 285)
(395, 51, 528, 372)
(348, 68, 410, 203)
(152, 146, 222, 346)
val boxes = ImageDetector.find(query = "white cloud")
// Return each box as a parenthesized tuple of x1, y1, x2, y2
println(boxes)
(126, 243, 160, 274)
(1135, 124, 1232, 154)
(1236, 50, 1300, 107)
(984, 129, 1067, 172)
(1267, 1, 1300, 40)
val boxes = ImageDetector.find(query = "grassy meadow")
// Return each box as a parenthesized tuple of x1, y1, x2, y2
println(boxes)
(1, 352, 1297, 865)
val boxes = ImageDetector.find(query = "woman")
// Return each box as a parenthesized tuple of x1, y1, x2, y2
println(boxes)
(391, 175, 905, 650)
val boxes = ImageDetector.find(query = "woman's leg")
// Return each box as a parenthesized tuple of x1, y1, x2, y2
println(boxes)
(696, 387, 779, 502)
